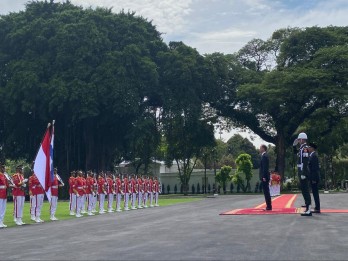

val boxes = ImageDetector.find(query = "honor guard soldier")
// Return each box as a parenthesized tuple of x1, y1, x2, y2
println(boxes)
(149, 176, 154, 207)
(130, 175, 137, 210)
(123, 175, 130, 211)
(81, 172, 87, 214)
(106, 172, 115, 213)
(29, 171, 45, 223)
(12, 165, 28, 225)
(85, 171, 95, 216)
(0, 164, 9, 228)
(74, 171, 85, 217)
(308, 143, 321, 213)
(143, 176, 149, 208)
(115, 174, 123, 212)
(69, 171, 77, 215)
(137, 175, 143, 209)
(154, 176, 160, 207)
(50, 168, 64, 221)
(97, 172, 107, 214)
(293, 132, 312, 216)
(28, 173, 36, 220)
(91, 172, 98, 213)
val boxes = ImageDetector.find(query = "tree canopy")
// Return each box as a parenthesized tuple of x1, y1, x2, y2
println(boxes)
(206, 26, 348, 178)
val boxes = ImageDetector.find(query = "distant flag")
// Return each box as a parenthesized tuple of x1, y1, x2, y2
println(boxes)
(33, 122, 54, 202)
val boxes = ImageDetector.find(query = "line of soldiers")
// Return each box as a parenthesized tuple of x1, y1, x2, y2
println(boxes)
(68, 171, 161, 218)
(0, 164, 64, 227)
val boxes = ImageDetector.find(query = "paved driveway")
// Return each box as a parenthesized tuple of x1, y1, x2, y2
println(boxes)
(1, 193, 347, 260)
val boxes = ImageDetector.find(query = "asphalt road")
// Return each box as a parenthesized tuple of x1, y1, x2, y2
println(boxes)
(1, 193, 348, 260)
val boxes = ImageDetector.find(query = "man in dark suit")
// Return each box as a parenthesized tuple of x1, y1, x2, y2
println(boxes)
(259, 145, 272, 210)
(308, 143, 320, 213)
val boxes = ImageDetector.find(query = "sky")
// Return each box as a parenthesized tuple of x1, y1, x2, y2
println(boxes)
(1, 0, 347, 146)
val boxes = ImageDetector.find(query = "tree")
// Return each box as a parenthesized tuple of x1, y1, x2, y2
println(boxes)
(215, 165, 232, 194)
(0, 1, 167, 176)
(226, 134, 260, 169)
(160, 42, 215, 195)
(232, 154, 253, 192)
(206, 27, 348, 178)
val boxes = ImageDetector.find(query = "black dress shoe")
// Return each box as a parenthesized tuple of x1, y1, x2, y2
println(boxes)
(265, 207, 272, 211)
(312, 209, 321, 213)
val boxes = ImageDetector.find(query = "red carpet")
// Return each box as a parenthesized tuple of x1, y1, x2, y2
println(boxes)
(220, 194, 348, 215)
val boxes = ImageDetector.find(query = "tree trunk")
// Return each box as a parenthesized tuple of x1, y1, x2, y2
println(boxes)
(83, 119, 95, 170)
(275, 133, 286, 180)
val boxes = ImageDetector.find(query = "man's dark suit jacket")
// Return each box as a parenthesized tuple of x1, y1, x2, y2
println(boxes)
(259, 152, 270, 182)
(308, 151, 320, 182)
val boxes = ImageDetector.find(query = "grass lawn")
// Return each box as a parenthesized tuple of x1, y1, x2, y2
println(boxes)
(2, 195, 202, 228)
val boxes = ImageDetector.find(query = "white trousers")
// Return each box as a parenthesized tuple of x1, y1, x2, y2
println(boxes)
(107, 194, 114, 210)
(116, 193, 122, 210)
(87, 194, 94, 212)
(76, 195, 84, 215)
(124, 193, 129, 209)
(70, 193, 76, 212)
(155, 192, 159, 205)
(33, 194, 44, 217)
(143, 192, 148, 207)
(149, 192, 154, 206)
(30, 195, 36, 216)
(0, 198, 6, 222)
(99, 193, 105, 212)
(50, 196, 58, 216)
(131, 193, 136, 208)
(92, 194, 97, 211)
(81, 194, 86, 212)
(138, 192, 143, 207)
(13, 196, 25, 219)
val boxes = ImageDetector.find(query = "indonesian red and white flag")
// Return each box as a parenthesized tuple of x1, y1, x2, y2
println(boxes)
(33, 124, 53, 202)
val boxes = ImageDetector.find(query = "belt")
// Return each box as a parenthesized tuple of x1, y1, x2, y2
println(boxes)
(0, 185, 6, 189)
(51, 186, 58, 188)
(77, 186, 83, 189)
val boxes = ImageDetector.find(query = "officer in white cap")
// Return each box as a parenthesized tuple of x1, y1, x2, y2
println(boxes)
(293, 132, 312, 216)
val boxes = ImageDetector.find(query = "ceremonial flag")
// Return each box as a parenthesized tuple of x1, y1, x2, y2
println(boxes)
(33, 123, 53, 202)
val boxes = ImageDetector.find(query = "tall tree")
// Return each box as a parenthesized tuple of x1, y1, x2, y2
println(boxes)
(160, 42, 215, 195)
(0, 1, 167, 176)
(206, 26, 348, 178)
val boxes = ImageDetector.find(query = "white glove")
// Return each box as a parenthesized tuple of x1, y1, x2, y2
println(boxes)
(23, 178, 28, 183)
(300, 175, 306, 180)
(293, 139, 299, 146)
(22, 184, 27, 187)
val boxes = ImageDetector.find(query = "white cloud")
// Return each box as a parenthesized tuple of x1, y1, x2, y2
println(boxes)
(69, 0, 193, 35)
